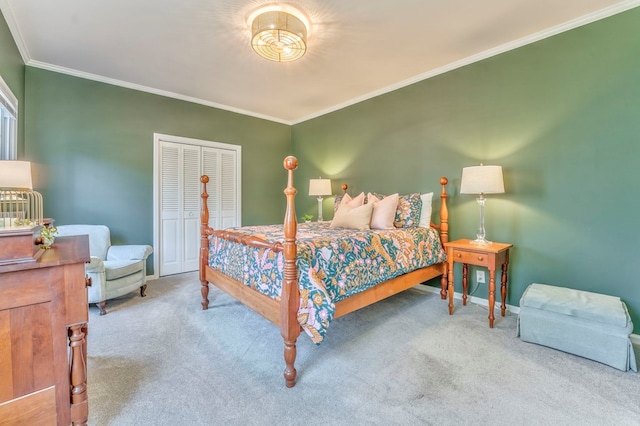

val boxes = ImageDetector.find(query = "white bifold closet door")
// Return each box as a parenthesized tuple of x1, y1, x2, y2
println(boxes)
(159, 141, 239, 276)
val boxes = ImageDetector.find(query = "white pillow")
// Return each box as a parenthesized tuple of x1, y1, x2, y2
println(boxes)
(367, 193, 399, 230)
(334, 192, 365, 212)
(330, 201, 374, 230)
(418, 192, 433, 228)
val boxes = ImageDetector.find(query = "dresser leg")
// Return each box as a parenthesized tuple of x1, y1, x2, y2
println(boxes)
(69, 324, 88, 425)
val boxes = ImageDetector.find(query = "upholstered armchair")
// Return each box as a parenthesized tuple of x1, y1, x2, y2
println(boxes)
(56, 225, 153, 315)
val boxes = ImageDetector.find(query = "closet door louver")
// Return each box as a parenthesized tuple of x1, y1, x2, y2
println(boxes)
(202, 147, 239, 230)
(160, 142, 182, 276)
(220, 150, 238, 229)
(182, 145, 201, 272)
(157, 137, 240, 276)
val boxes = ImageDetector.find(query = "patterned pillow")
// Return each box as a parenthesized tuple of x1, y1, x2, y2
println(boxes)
(373, 192, 422, 228)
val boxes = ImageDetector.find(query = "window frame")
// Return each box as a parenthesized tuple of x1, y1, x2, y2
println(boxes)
(0, 75, 18, 160)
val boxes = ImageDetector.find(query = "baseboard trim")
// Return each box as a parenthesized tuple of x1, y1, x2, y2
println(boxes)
(419, 284, 639, 342)
(419, 284, 520, 314)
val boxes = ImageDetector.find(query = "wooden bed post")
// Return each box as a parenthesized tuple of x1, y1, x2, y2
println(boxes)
(200, 175, 211, 310)
(439, 177, 449, 299)
(281, 156, 301, 388)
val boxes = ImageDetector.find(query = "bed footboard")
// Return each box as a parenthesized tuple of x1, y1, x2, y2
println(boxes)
(199, 157, 449, 388)
(200, 156, 302, 388)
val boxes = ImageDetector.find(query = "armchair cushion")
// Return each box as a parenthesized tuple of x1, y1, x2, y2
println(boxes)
(104, 260, 145, 281)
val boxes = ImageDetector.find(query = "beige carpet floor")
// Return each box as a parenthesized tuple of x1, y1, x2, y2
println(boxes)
(86, 272, 640, 425)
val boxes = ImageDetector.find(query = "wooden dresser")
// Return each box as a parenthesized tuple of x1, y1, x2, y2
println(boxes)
(0, 232, 90, 426)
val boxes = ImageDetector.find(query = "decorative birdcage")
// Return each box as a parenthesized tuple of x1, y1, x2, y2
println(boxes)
(0, 161, 44, 229)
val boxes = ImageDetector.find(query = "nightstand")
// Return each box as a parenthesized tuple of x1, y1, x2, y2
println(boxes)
(443, 239, 513, 328)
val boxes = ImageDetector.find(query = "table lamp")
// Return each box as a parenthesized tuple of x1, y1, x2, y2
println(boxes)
(460, 164, 504, 245)
(0, 160, 43, 227)
(308, 178, 332, 222)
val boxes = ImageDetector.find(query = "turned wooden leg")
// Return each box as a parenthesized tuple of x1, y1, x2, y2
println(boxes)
(201, 281, 210, 310)
(81, 324, 88, 368)
(140, 284, 147, 297)
(69, 324, 88, 426)
(97, 301, 107, 316)
(447, 260, 454, 315)
(283, 339, 297, 388)
(488, 269, 496, 328)
(462, 263, 469, 306)
(440, 265, 448, 299)
(500, 251, 509, 317)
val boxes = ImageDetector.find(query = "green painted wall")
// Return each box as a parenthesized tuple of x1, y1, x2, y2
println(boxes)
(0, 12, 25, 154)
(292, 8, 640, 329)
(24, 68, 291, 274)
(4, 7, 639, 330)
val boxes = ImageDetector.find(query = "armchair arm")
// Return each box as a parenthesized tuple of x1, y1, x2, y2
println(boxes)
(107, 245, 153, 261)
(85, 256, 105, 273)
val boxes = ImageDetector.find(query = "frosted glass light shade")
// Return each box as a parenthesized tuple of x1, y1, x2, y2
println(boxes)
(460, 165, 504, 195)
(251, 11, 307, 62)
(0, 161, 33, 189)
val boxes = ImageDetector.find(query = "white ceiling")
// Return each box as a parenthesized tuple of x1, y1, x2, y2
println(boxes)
(1, 0, 638, 124)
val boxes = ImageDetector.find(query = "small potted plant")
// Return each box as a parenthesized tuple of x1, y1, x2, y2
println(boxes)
(302, 214, 313, 223)
(40, 225, 58, 249)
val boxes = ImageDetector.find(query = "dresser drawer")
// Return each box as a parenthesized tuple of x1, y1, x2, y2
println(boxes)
(451, 249, 491, 267)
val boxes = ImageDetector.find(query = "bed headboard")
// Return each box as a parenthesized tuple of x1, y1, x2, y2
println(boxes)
(334, 180, 448, 244)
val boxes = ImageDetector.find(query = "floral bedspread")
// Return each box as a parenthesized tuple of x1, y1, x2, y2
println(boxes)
(208, 222, 446, 344)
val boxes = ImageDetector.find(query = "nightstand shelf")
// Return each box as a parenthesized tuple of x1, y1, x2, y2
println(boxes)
(443, 239, 513, 328)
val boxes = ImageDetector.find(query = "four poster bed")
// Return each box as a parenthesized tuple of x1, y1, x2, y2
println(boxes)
(199, 156, 450, 387)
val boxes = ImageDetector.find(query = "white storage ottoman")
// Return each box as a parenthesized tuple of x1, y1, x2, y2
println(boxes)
(517, 283, 637, 372)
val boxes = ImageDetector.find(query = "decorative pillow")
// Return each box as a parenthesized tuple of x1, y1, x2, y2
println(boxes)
(367, 193, 399, 230)
(373, 192, 422, 228)
(334, 192, 365, 212)
(330, 201, 374, 230)
(418, 192, 433, 228)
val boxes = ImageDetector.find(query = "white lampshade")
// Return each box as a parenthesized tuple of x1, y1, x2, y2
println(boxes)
(460, 165, 504, 195)
(309, 178, 332, 196)
(0, 161, 33, 189)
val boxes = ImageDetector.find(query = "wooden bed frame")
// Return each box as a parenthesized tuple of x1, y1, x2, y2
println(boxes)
(199, 156, 449, 387)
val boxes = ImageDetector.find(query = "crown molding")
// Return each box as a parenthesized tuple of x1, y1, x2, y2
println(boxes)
(292, 0, 640, 124)
(1, 0, 291, 125)
(0, 0, 32, 62)
(3, 0, 639, 125)
(26, 60, 292, 125)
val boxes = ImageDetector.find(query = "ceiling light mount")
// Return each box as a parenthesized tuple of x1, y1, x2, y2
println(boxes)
(251, 10, 308, 62)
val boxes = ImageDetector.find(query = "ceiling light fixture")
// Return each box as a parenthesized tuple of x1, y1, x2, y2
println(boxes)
(251, 10, 308, 62)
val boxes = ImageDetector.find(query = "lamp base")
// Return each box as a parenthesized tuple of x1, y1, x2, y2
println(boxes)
(316, 196, 324, 222)
(469, 237, 492, 246)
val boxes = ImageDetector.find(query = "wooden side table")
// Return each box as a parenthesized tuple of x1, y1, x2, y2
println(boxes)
(444, 239, 513, 328)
